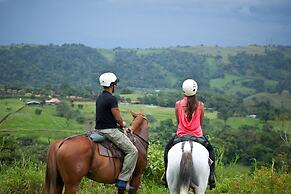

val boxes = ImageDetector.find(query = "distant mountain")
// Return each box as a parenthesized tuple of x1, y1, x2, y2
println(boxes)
(0, 44, 291, 97)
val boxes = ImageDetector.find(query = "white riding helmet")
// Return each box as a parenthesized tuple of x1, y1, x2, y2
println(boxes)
(99, 72, 118, 87)
(182, 79, 198, 96)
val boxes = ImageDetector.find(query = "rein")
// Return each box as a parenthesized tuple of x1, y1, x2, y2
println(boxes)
(133, 131, 149, 146)
(131, 115, 149, 147)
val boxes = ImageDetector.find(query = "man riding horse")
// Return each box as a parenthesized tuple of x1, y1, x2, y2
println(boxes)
(95, 72, 137, 191)
(162, 79, 216, 190)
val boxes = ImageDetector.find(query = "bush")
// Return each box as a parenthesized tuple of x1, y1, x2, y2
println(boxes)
(144, 144, 164, 180)
(34, 108, 42, 115)
(0, 160, 44, 194)
(76, 115, 85, 124)
(213, 167, 291, 194)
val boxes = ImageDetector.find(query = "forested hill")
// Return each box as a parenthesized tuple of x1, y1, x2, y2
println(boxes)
(1, 44, 291, 96)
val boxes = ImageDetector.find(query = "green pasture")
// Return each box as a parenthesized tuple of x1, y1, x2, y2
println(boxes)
(0, 98, 24, 118)
(244, 91, 291, 109)
(0, 105, 83, 131)
(73, 101, 96, 120)
(206, 57, 221, 77)
(120, 93, 143, 101)
(269, 120, 291, 133)
(210, 74, 241, 89)
(226, 117, 263, 129)
(119, 103, 175, 125)
(96, 48, 115, 61)
(1, 98, 290, 139)
(174, 45, 266, 63)
(210, 74, 257, 95)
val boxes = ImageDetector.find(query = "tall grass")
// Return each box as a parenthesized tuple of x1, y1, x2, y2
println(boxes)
(0, 144, 290, 194)
(0, 159, 45, 194)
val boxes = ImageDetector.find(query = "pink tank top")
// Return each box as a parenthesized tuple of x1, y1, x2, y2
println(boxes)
(176, 97, 203, 137)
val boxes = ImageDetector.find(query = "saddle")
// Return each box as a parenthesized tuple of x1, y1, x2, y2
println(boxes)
(88, 130, 135, 158)
(173, 135, 213, 166)
(173, 134, 209, 148)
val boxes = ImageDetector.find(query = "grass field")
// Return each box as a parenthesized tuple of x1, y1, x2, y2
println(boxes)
(0, 98, 290, 194)
(120, 93, 143, 101)
(226, 117, 263, 129)
(1, 98, 290, 138)
(0, 98, 24, 118)
(244, 91, 291, 109)
(1, 144, 290, 194)
(210, 74, 256, 95)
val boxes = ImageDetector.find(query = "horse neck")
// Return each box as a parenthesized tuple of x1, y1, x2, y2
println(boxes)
(131, 117, 149, 143)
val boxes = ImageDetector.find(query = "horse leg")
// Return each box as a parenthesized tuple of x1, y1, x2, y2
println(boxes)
(45, 140, 64, 194)
(117, 188, 125, 194)
(62, 171, 84, 194)
(54, 180, 64, 194)
(194, 185, 207, 194)
(167, 167, 180, 194)
(64, 183, 79, 194)
(129, 174, 142, 194)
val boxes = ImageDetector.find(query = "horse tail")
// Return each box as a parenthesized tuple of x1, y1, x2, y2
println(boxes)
(45, 141, 62, 194)
(179, 151, 193, 194)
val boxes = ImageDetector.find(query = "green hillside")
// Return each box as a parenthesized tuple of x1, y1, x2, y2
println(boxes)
(1, 44, 291, 96)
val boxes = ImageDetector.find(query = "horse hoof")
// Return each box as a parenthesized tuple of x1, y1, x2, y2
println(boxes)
(125, 184, 136, 192)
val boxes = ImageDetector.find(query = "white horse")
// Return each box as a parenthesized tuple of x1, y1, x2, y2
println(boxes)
(167, 141, 210, 194)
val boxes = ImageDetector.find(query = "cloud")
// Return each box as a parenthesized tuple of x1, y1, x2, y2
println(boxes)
(0, 0, 290, 47)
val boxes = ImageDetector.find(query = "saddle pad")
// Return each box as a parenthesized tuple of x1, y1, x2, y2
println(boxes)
(98, 141, 124, 158)
(90, 132, 106, 142)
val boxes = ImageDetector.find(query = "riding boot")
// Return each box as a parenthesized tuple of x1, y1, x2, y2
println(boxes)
(204, 136, 216, 190)
(208, 146, 216, 190)
(161, 171, 167, 186)
(115, 179, 136, 192)
(161, 149, 168, 187)
(209, 162, 216, 190)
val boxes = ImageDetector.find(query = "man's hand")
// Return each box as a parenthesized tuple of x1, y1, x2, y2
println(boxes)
(124, 127, 133, 134)
(122, 121, 127, 128)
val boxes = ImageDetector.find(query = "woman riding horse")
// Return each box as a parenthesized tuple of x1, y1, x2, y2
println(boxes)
(162, 79, 216, 190)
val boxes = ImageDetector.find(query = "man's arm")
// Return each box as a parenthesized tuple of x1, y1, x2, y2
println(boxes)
(111, 107, 124, 128)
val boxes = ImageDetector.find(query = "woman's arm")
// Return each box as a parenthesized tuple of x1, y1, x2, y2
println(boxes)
(175, 101, 179, 124)
(200, 101, 204, 126)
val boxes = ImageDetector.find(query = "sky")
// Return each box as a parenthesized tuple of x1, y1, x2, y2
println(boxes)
(0, 0, 291, 48)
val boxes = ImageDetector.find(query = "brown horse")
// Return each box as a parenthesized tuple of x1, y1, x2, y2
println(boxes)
(45, 111, 148, 194)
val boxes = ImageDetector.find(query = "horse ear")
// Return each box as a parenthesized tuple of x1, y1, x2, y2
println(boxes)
(140, 109, 145, 116)
(129, 109, 137, 118)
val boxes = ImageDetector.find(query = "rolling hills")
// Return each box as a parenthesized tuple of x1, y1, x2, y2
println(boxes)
(1, 44, 290, 96)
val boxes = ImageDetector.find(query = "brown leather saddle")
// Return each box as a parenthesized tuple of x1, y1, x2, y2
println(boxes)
(98, 141, 124, 158)
(88, 131, 136, 158)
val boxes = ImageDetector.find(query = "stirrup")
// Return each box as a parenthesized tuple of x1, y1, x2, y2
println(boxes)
(160, 172, 168, 188)
(209, 174, 216, 190)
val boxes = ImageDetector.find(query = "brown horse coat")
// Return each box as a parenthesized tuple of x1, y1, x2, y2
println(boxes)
(45, 113, 148, 194)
